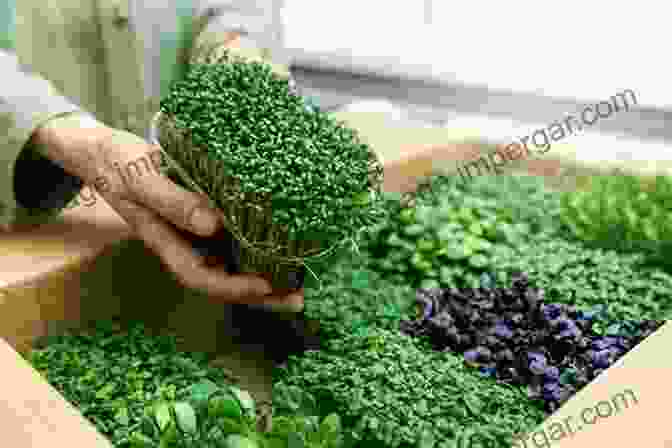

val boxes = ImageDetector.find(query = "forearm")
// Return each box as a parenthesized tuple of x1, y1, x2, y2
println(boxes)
(0, 49, 92, 228)
(30, 112, 112, 185)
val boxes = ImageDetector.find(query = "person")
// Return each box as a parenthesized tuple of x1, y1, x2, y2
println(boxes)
(0, 0, 303, 311)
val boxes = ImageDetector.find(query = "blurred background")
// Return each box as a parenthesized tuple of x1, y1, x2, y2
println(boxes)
(283, 0, 671, 162)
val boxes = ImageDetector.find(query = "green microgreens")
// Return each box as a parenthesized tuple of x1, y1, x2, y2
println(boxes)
(159, 57, 386, 245)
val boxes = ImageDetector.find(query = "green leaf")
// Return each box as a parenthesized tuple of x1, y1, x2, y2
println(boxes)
(159, 423, 179, 445)
(209, 394, 243, 421)
(115, 407, 130, 426)
(378, 259, 397, 272)
(222, 434, 260, 448)
(186, 379, 220, 403)
(439, 266, 455, 285)
(642, 218, 660, 241)
(415, 206, 434, 224)
(417, 429, 435, 448)
(606, 323, 622, 335)
(129, 432, 156, 448)
(467, 221, 483, 236)
(386, 233, 406, 247)
(352, 191, 371, 205)
(441, 243, 468, 260)
(319, 414, 342, 439)
(404, 224, 426, 237)
(559, 369, 577, 385)
(273, 385, 317, 416)
(264, 438, 289, 448)
(141, 414, 158, 438)
(270, 416, 297, 436)
(350, 269, 371, 289)
(436, 225, 459, 242)
(286, 432, 305, 448)
(95, 383, 117, 399)
(417, 238, 435, 252)
(172, 402, 197, 434)
(153, 402, 173, 433)
(214, 416, 247, 435)
(420, 279, 441, 290)
(468, 254, 489, 269)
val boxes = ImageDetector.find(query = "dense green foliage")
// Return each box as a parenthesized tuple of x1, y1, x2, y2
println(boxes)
(29, 320, 345, 448)
(30, 321, 233, 447)
(274, 258, 544, 447)
(363, 174, 566, 288)
(361, 174, 672, 327)
(411, 174, 565, 234)
(128, 380, 344, 448)
(303, 255, 416, 336)
(274, 194, 672, 447)
(275, 329, 544, 448)
(159, 57, 385, 243)
(487, 238, 672, 330)
(275, 173, 669, 448)
(32, 171, 672, 448)
(560, 174, 672, 270)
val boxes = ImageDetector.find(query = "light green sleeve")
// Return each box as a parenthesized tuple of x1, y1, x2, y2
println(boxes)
(0, 49, 89, 228)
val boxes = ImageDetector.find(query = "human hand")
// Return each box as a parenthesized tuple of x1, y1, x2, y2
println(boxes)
(32, 113, 304, 311)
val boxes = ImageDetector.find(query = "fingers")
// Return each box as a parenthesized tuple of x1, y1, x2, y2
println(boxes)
(111, 198, 273, 301)
(114, 156, 221, 237)
(93, 129, 304, 308)
(111, 198, 303, 308)
(248, 289, 305, 313)
(128, 170, 221, 237)
(94, 130, 221, 237)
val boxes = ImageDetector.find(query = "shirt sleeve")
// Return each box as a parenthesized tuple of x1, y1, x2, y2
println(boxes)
(189, 0, 289, 77)
(0, 49, 90, 229)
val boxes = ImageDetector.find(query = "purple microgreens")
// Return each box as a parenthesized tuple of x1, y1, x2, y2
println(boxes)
(528, 352, 547, 375)
(590, 350, 612, 369)
(591, 336, 619, 351)
(543, 366, 560, 381)
(493, 322, 514, 339)
(555, 319, 582, 339)
(464, 349, 480, 364)
(541, 304, 562, 321)
(542, 382, 563, 402)
(400, 280, 664, 414)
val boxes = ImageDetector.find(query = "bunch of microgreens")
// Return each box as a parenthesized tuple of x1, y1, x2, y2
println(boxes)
(158, 54, 386, 253)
